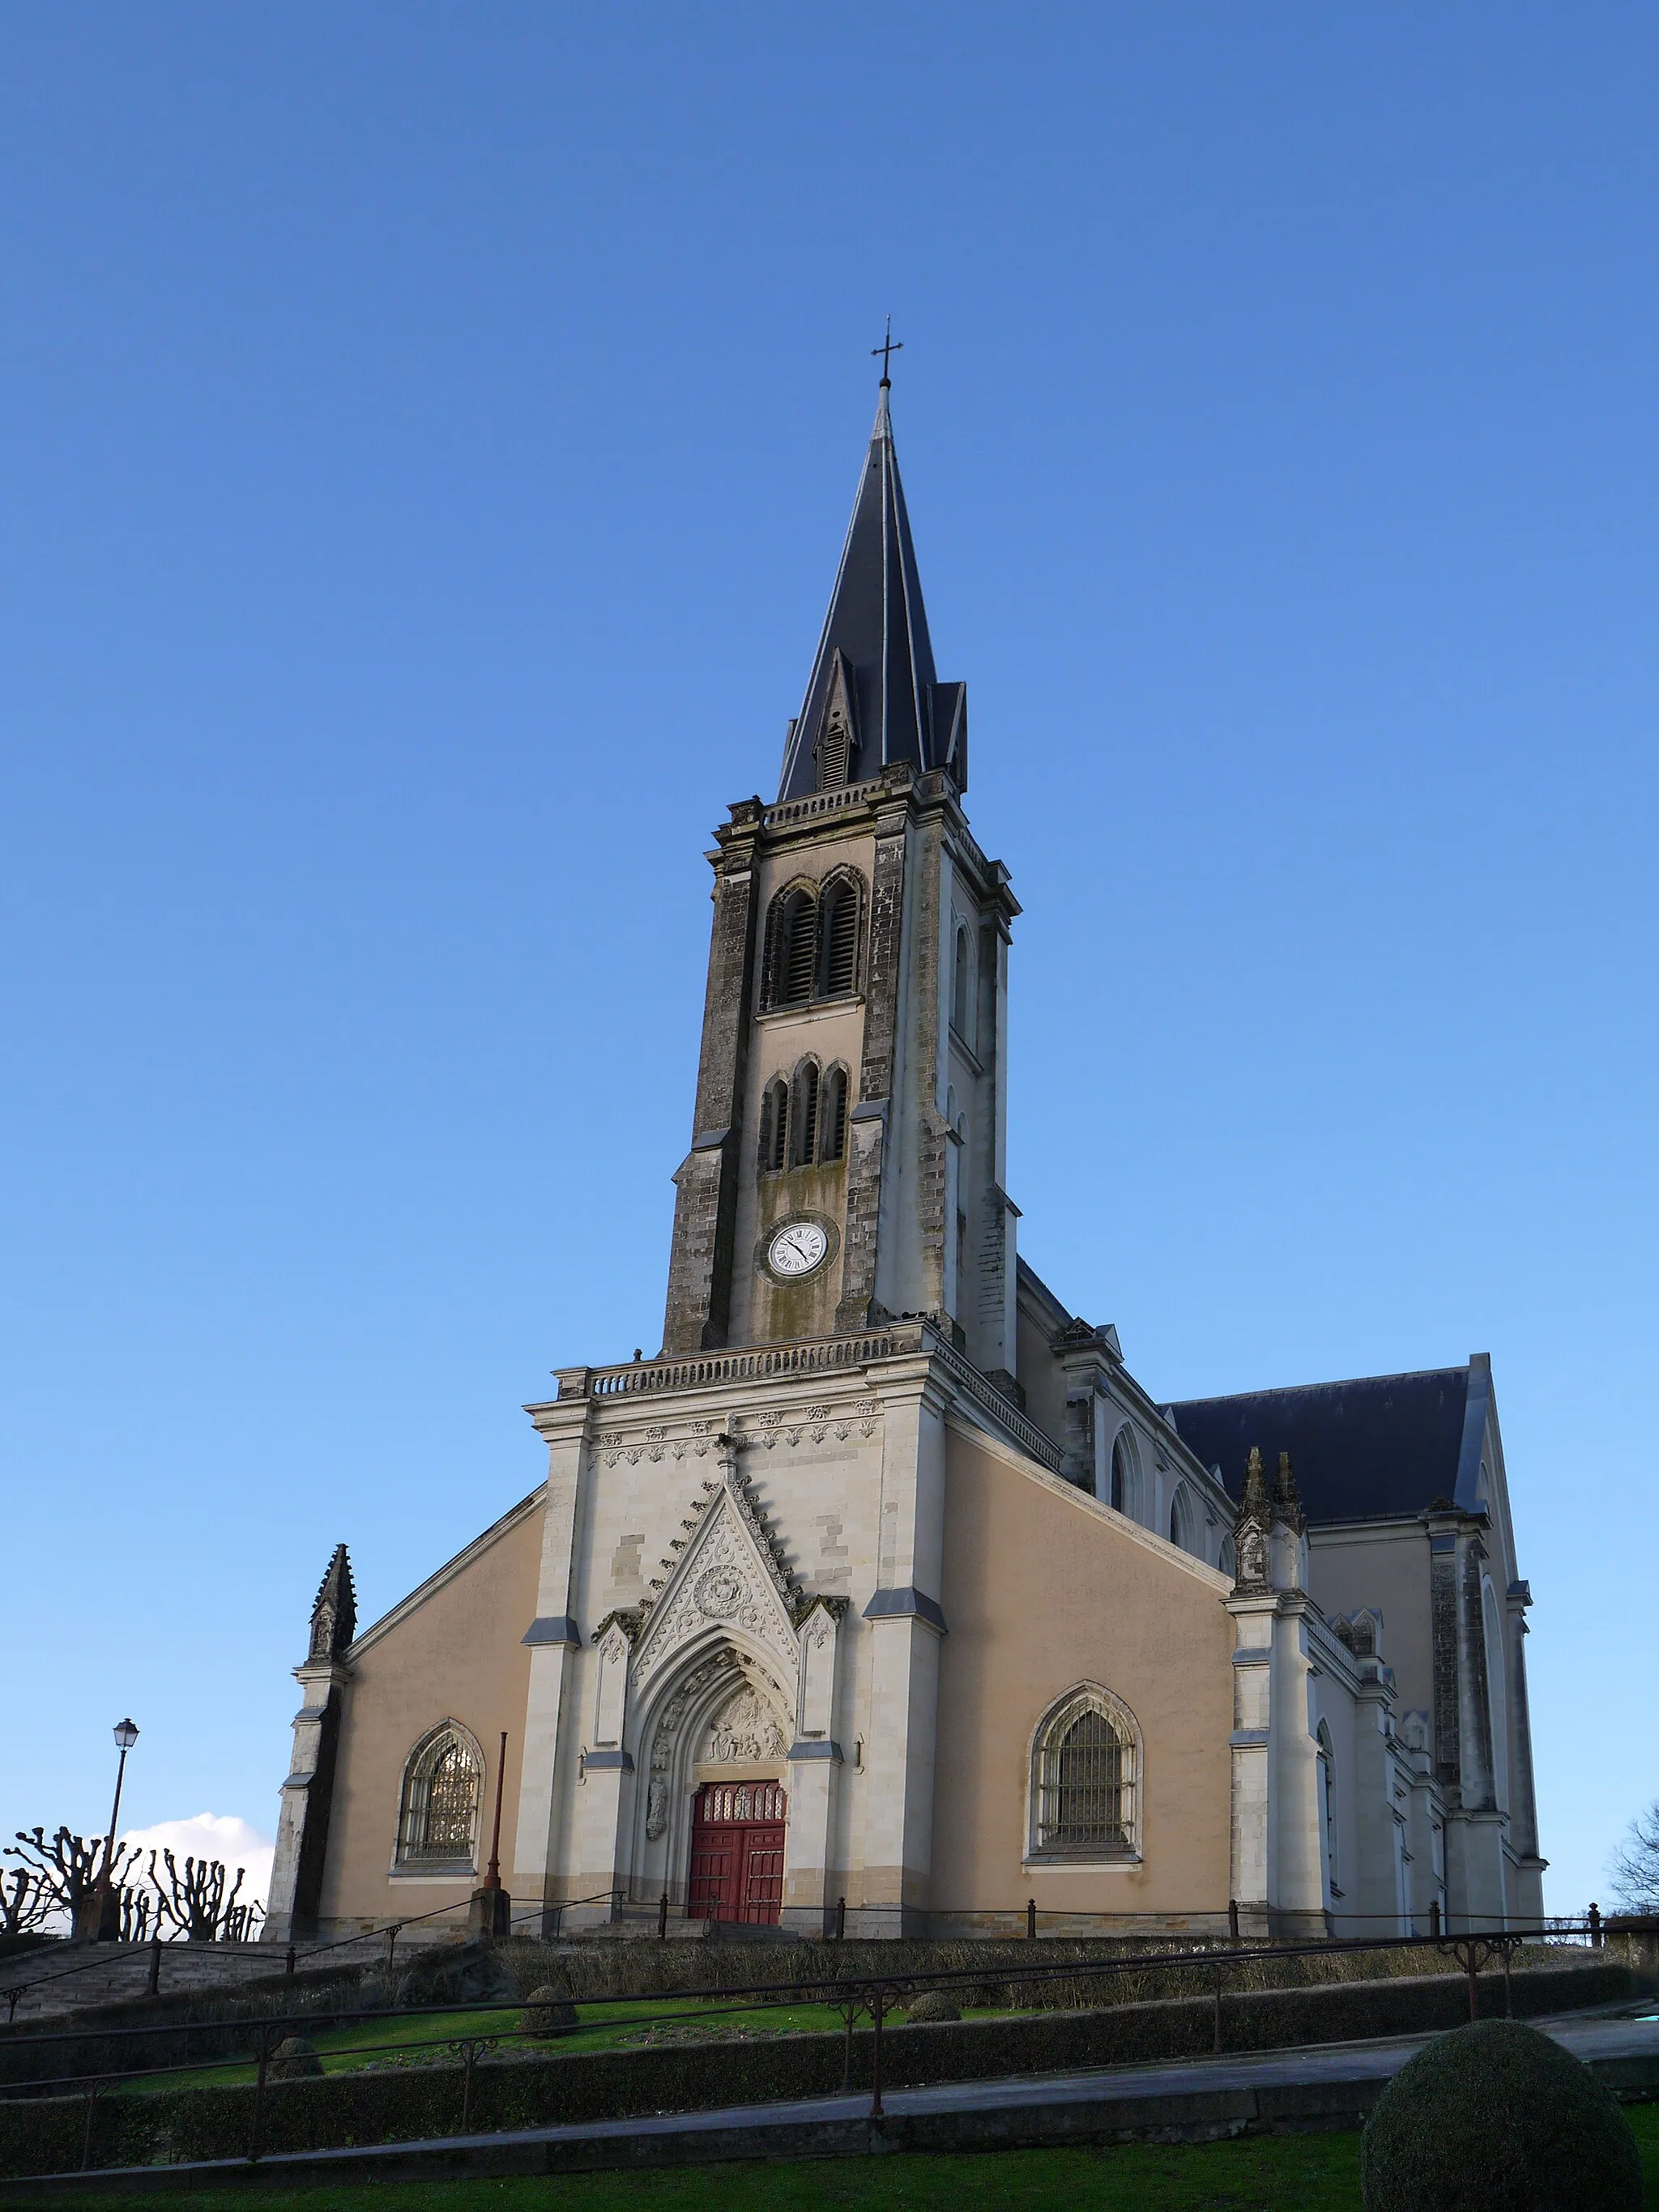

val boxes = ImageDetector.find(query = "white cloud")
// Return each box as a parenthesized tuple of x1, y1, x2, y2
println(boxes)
(120, 1813, 275, 1911)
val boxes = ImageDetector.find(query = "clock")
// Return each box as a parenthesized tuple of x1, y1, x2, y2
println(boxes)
(766, 1218, 830, 1281)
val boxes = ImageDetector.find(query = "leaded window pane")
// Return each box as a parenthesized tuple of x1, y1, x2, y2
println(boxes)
(1039, 1708, 1129, 1852)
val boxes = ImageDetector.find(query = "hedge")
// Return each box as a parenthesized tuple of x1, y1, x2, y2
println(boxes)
(0, 1959, 1640, 2180)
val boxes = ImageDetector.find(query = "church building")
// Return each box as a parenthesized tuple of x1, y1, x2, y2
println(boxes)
(264, 377, 1545, 1945)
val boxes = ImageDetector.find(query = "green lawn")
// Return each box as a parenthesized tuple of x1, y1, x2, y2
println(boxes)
(7, 2107, 1659, 2212)
(124, 1995, 912, 2092)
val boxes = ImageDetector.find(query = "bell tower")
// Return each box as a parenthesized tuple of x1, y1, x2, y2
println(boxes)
(662, 382, 1021, 1388)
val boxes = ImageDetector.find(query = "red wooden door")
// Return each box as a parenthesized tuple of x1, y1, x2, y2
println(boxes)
(687, 1782, 787, 1924)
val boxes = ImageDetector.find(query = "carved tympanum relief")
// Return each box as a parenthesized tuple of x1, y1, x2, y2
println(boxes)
(632, 1480, 799, 1691)
(700, 1683, 788, 1766)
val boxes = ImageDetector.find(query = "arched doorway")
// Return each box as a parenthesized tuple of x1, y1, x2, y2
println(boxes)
(687, 1780, 788, 1923)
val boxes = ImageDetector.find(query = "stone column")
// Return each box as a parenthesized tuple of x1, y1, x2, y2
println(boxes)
(855, 1359, 949, 1936)
(512, 1391, 590, 1925)
(783, 1596, 847, 1934)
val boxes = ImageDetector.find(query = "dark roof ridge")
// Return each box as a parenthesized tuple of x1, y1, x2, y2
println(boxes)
(1171, 1362, 1470, 1409)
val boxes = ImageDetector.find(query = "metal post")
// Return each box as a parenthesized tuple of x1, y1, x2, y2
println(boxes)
(657, 1891, 669, 1941)
(146, 1937, 160, 1997)
(1228, 1899, 1240, 1944)
(1502, 1939, 1514, 2018)
(1430, 1899, 1441, 1939)
(835, 1895, 847, 1941)
(1026, 1898, 1037, 1940)
(1212, 1964, 1224, 2053)
(79, 2080, 102, 2172)
(386, 1923, 403, 1976)
(284, 1945, 296, 1978)
(868, 1989, 885, 2120)
(249, 2024, 271, 2163)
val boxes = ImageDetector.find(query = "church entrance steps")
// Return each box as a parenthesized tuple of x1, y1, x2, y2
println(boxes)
(14, 2010, 1658, 2197)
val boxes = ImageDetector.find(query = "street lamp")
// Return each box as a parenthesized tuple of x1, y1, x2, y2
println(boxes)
(88, 1720, 139, 1943)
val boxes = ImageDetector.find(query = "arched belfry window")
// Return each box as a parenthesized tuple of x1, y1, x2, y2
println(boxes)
(1030, 1687, 1141, 1860)
(764, 884, 818, 1009)
(396, 1723, 484, 1869)
(759, 1077, 788, 1173)
(789, 1059, 820, 1167)
(952, 922, 971, 1038)
(762, 872, 865, 1013)
(820, 1066, 850, 1164)
(817, 875, 860, 997)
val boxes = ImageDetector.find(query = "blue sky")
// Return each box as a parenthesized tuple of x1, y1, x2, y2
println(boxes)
(3, 4, 1653, 1916)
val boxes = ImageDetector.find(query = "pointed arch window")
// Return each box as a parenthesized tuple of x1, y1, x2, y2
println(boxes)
(789, 1060, 820, 1166)
(820, 1066, 849, 1164)
(817, 876, 859, 997)
(396, 1724, 484, 1869)
(1317, 1720, 1338, 1890)
(1109, 1426, 1139, 1517)
(951, 922, 971, 1038)
(760, 1076, 789, 1172)
(1030, 1687, 1141, 1860)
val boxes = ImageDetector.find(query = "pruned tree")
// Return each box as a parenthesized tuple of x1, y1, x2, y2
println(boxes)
(1609, 1800, 1659, 1913)
(147, 1850, 262, 1943)
(6, 1827, 140, 1925)
(0, 1866, 53, 1939)
(117, 1885, 161, 1944)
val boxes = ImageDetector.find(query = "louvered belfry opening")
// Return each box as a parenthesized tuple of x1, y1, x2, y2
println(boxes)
(765, 885, 818, 1008)
(760, 1077, 789, 1172)
(820, 1067, 849, 1163)
(790, 1061, 820, 1166)
(1039, 1707, 1130, 1853)
(816, 710, 851, 791)
(817, 876, 859, 997)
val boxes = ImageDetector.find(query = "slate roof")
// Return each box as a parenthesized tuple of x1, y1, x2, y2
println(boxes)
(1166, 1362, 1488, 1524)
(778, 384, 966, 800)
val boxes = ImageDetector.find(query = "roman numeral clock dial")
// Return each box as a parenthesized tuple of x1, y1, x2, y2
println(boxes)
(766, 1219, 829, 1281)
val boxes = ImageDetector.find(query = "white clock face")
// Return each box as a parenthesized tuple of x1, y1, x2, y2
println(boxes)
(767, 1220, 829, 1280)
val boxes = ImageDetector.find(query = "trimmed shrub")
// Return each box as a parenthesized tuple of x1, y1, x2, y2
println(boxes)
(267, 2037, 322, 2081)
(522, 1984, 578, 2038)
(1362, 2018, 1641, 2212)
(905, 1992, 961, 2023)
(0, 1958, 1641, 2180)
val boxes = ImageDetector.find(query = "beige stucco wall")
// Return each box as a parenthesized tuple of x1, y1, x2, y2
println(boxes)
(933, 1423, 1234, 1920)
(318, 1498, 543, 1929)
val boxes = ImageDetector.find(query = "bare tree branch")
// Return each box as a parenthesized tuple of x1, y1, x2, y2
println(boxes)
(1610, 1800, 1659, 1912)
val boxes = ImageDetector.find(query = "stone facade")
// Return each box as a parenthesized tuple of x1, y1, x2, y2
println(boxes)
(262, 385, 1542, 1946)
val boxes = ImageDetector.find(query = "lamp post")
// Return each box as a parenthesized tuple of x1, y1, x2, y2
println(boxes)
(87, 1720, 139, 1944)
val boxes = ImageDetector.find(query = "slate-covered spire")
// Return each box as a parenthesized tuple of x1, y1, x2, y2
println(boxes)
(778, 383, 967, 801)
(306, 1543, 357, 1664)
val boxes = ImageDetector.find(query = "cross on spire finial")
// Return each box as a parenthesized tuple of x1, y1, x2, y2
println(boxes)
(872, 316, 902, 387)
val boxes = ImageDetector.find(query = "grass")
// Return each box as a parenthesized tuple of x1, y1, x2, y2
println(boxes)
(6, 2106, 1659, 2212)
(121, 1994, 951, 2092)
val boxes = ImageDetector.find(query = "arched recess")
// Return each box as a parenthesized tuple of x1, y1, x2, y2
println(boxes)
(1028, 1684, 1142, 1861)
(762, 882, 818, 1008)
(951, 920, 972, 1037)
(1317, 1720, 1338, 1891)
(758, 1076, 789, 1173)
(1108, 1425, 1141, 1519)
(816, 870, 863, 998)
(788, 1059, 820, 1166)
(1167, 1482, 1193, 1554)
(628, 1639, 795, 1909)
(819, 1064, 850, 1163)
(394, 1720, 486, 1872)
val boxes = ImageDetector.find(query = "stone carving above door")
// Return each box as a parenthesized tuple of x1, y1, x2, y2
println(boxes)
(632, 1473, 800, 1692)
(699, 1682, 788, 1766)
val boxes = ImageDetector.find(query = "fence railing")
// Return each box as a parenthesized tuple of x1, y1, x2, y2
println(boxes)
(0, 1915, 1627, 2181)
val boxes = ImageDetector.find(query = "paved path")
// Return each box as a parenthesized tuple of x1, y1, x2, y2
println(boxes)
(6, 2002, 1657, 2198)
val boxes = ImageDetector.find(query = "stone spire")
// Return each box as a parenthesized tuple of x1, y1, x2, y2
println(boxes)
(777, 384, 966, 800)
(306, 1544, 357, 1663)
